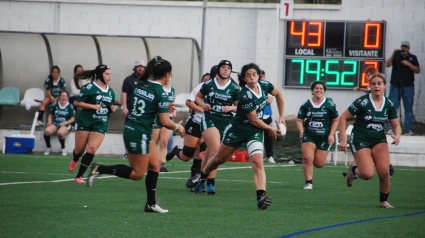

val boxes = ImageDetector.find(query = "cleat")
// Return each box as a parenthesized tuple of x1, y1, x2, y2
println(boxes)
(160, 166, 169, 172)
(186, 173, 200, 188)
(380, 201, 395, 209)
(194, 183, 204, 195)
(166, 146, 179, 161)
(44, 147, 51, 156)
(61, 148, 67, 156)
(303, 183, 313, 190)
(257, 195, 272, 210)
(342, 172, 358, 179)
(144, 203, 169, 213)
(263, 156, 276, 163)
(87, 163, 100, 187)
(345, 163, 357, 187)
(36, 120, 44, 127)
(190, 186, 205, 193)
(74, 177, 86, 184)
(207, 184, 216, 195)
(68, 159, 79, 172)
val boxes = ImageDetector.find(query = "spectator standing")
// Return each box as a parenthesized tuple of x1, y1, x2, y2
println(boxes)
(385, 41, 420, 135)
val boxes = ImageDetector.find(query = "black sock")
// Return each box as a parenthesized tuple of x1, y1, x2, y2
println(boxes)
(305, 180, 313, 184)
(37, 110, 45, 121)
(44, 135, 51, 148)
(175, 148, 182, 160)
(193, 159, 202, 174)
(98, 164, 132, 179)
(190, 164, 195, 177)
(145, 170, 159, 206)
(59, 139, 65, 149)
(72, 150, 82, 162)
(352, 165, 358, 175)
(200, 172, 209, 183)
(256, 190, 266, 201)
(76, 152, 94, 178)
(207, 178, 215, 186)
(380, 192, 389, 202)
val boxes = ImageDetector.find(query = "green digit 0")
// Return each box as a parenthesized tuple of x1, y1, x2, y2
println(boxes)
(306, 60, 321, 82)
(341, 60, 357, 86)
(292, 59, 305, 84)
(325, 60, 340, 85)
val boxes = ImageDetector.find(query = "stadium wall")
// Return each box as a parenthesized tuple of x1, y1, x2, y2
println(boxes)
(0, 0, 424, 123)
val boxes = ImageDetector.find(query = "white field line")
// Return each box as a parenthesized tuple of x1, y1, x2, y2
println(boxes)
(159, 176, 287, 184)
(0, 165, 294, 186)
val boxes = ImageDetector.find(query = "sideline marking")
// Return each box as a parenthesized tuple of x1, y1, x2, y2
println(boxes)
(279, 210, 425, 238)
(0, 164, 294, 186)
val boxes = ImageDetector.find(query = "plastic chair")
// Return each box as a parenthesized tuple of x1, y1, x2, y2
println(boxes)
(20, 88, 45, 109)
(334, 125, 354, 166)
(0, 87, 20, 106)
(174, 93, 190, 112)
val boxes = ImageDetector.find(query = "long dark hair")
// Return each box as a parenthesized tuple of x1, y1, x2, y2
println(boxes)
(140, 56, 172, 82)
(47, 66, 61, 89)
(73, 64, 83, 89)
(74, 65, 109, 89)
(238, 63, 260, 88)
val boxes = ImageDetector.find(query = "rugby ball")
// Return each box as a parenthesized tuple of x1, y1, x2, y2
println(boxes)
(278, 122, 287, 136)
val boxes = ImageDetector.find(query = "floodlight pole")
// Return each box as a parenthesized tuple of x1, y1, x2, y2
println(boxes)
(199, 0, 208, 79)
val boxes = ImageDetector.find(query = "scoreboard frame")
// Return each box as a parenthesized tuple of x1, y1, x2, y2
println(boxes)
(283, 20, 386, 90)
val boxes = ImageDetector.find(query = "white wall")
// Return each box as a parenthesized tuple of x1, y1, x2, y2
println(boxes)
(0, 0, 424, 124)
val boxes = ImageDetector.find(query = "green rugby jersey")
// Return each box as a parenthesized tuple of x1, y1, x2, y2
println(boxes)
(199, 78, 239, 120)
(75, 82, 115, 132)
(153, 86, 175, 126)
(231, 80, 274, 132)
(297, 98, 339, 136)
(44, 77, 66, 98)
(126, 80, 169, 133)
(348, 94, 397, 139)
(50, 102, 75, 124)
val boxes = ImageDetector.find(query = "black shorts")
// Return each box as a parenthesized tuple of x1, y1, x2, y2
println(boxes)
(185, 118, 202, 138)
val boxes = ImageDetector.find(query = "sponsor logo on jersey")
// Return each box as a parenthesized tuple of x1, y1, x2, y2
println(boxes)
(350, 104, 358, 112)
(361, 99, 369, 107)
(247, 91, 252, 99)
(364, 115, 372, 121)
(135, 88, 155, 101)
(306, 112, 311, 117)
(367, 123, 384, 131)
(96, 95, 103, 101)
(130, 142, 137, 148)
(308, 121, 323, 128)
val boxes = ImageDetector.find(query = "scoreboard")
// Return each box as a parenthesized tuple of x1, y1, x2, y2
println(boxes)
(284, 20, 386, 89)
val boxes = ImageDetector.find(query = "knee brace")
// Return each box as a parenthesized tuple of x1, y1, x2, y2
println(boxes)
(199, 142, 207, 152)
(182, 146, 196, 158)
(247, 140, 264, 157)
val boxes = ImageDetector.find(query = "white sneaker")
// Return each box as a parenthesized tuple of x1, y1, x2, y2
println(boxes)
(44, 147, 51, 155)
(386, 129, 394, 135)
(61, 148, 67, 156)
(303, 183, 313, 190)
(36, 120, 44, 127)
(145, 204, 169, 213)
(264, 156, 276, 163)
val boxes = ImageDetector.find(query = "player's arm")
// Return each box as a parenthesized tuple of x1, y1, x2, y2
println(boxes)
(159, 113, 184, 137)
(337, 110, 353, 152)
(186, 99, 203, 113)
(195, 92, 211, 112)
(270, 87, 284, 125)
(389, 118, 401, 145)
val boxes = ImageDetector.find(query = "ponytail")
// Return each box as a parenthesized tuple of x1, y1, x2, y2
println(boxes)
(74, 70, 96, 89)
(140, 56, 172, 82)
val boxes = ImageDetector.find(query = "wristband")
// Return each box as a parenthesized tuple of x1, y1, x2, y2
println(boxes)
(174, 123, 179, 131)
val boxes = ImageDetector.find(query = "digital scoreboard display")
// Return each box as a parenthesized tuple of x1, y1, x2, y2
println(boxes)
(284, 20, 386, 89)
